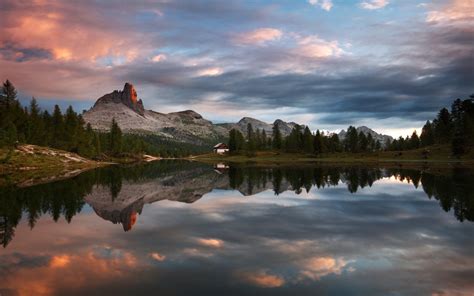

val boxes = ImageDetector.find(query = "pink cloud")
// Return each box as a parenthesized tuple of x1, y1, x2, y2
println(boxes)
(308, 0, 334, 11)
(234, 28, 283, 45)
(295, 35, 344, 59)
(0, 0, 150, 64)
(360, 0, 389, 10)
(237, 270, 285, 288)
(196, 238, 225, 248)
(426, 0, 474, 23)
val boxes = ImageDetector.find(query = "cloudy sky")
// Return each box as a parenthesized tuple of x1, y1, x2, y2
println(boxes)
(0, 0, 472, 137)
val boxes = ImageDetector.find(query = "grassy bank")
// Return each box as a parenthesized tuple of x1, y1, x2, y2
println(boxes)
(0, 145, 111, 187)
(191, 145, 474, 168)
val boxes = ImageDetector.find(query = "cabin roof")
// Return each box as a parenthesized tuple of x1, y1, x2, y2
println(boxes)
(213, 143, 228, 149)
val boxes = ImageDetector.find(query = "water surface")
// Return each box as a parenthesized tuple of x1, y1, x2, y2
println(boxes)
(1, 161, 473, 295)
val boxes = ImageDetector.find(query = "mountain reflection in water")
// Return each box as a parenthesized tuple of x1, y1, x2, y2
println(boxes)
(0, 161, 473, 248)
(1, 161, 474, 295)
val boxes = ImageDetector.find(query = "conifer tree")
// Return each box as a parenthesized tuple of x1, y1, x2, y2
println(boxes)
(358, 131, 368, 152)
(409, 131, 420, 149)
(313, 130, 323, 154)
(303, 126, 313, 153)
(420, 121, 434, 147)
(109, 118, 123, 156)
(261, 129, 267, 150)
(246, 123, 256, 155)
(345, 126, 359, 152)
(51, 105, 65, 149)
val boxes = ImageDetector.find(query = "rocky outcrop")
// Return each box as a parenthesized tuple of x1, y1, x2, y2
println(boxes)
(83, 164, 291, 231)
(338, 126, 393, 147)
(93, 83, 145, 116)
(274, 119, 305, 136)
(83, 83, 227, 144)
(217, 117, 304, 137)
(83, 83, 307, 144)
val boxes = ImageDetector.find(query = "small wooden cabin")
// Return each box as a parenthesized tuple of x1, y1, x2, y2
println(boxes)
(213, 143, 229, 154)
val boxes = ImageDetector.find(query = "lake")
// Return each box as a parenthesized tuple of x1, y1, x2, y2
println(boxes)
(1, 161, 473, 295)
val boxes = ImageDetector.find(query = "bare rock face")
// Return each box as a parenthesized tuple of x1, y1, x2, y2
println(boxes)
(273, 119, 305, 136)
(216, 117, 305, 138)
(82, 83, 305, 144)
(338, 126, 393, 147)
(94, 82, 145, 116)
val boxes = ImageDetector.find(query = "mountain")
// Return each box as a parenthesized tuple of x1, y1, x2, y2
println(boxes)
(83, 164, 292, 231)
(217, 117, 303, 137)
(338, 126, 393, 146)
(83, 83, 228, 144)
(83, 83, 304, 144)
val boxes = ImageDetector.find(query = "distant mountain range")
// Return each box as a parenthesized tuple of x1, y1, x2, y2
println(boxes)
(83, 83, 304, 144)
(83, 83, 393, 146)
(338, 126, 393, 146)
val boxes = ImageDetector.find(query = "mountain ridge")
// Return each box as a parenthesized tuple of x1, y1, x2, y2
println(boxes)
(83, 83, 304, 144)
(338, 126, 393, 146)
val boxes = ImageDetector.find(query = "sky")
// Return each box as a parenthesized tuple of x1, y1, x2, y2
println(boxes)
(0, 0, 472, 137)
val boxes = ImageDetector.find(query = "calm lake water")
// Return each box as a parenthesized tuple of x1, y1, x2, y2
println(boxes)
(1, 161, 473, 296)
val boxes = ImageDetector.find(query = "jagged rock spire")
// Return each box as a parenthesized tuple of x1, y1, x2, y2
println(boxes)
(93, 82, 145, 116)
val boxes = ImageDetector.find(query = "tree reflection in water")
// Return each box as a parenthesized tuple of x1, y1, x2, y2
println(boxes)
(1, 161, 473, 247)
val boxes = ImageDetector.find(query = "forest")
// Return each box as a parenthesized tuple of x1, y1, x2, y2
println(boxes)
(1, 163, 473, 248)
(228, 95, 474, 157)
(0, 80, 207, 158)
(1, 79, 473, 159)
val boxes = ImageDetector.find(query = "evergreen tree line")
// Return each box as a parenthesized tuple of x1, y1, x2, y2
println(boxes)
(2, 162, 473, 247)
(0, 80, 204, 158)
(228, 123, 382, 155)
(228, 95, 474, 156)
(387, 95, 474, 155)
(0, 160, 210, 247)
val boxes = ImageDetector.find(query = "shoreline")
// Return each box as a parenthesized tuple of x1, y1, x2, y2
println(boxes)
(2, 144, 473, 187)
(0, 145, 161, 187)
(190, 149, 474, 169)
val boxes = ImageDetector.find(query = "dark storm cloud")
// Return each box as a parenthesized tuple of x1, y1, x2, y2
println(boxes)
(0, 252, 50, 271)
(0, 44, 52, 62)
(0, 0, 472, 132)
(114, 13, 473, 126)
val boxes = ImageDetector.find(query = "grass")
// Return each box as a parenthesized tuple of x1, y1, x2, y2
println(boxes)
(0, 145, 109, 187)
(191, 145, 474, 168)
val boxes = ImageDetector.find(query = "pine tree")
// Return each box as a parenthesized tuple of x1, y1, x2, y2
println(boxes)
(272, 124, 282, 150)
(420, 121, 434, 147)
(64, 106, 79, 151)
(51, 105, 65, 149)
(27, 98, 46, 145)
(228, 129, 239, 152)
(328, 134, 341, 152)
(286, 125, 302, 152)
(2, 121, 18, 147)
(345, 126, 359, 152)
(434, 108, 452, 143)
(366, 133, 374, 151)
(109, 118, 123, 156)
(2, 79, 17, 107)
(261, 129, 267, 150)
(303, 126, 313, 153)
(358, 131, 368, 152)
(375, 140, 381, 151)
(409, 131, 420, 149)
(246, 123, 256, 155)
(312, 130, 322, 154)
(255, 128, 262, 150)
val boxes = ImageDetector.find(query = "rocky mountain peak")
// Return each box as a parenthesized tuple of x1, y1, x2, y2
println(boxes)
(124, 82, 138, 104)
(238, 117, 266, 125)
(338, 126, 393, 147)
(93, 82, 145, 116)
(174, 110, 203, 119)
